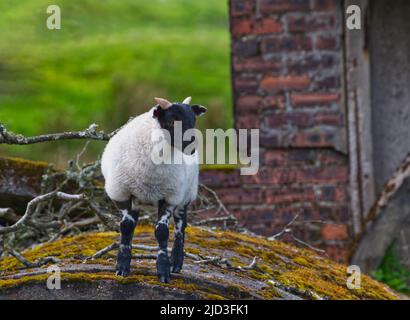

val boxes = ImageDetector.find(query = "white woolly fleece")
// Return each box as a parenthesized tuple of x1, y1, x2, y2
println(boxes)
(101, 107, 199, 208)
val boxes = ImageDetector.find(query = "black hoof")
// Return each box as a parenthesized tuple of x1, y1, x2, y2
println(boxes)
(158, 274, 171, 283)
(171, 266, 182, 274)
(115, 266, 130, 277)
(170, 248, 184, 274)
(157, 252, 170, 283)
(116, 245, 131, 277)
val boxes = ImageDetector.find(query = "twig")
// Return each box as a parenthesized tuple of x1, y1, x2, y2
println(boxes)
(193, 214, 237, 226)
(49, 217, 100, 243)
(0, 192, 85, 235)
(133, 254, 157, 260)
(268, 213, 300, 240)
(88, 242, 119, 260)
(268, 279, 325, 300)
(268, 212, 328, 257)
(76, 141, 91, 170)
(290, 235, 328, 256)
(9, 249, 60, 268)
(199, 183, 230, 216)
(0, 123, 113, 145)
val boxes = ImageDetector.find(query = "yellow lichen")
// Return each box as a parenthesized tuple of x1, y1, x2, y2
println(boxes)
(0, 226, 401, 300)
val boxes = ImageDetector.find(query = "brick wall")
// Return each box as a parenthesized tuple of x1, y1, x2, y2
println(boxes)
(200, 0, 351, 263)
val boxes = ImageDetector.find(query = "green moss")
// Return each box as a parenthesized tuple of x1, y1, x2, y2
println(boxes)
(292, 257, 311, 268)
(200, 164, 241, 173)
(204, 294, 225, 300)
(0, 226, 401, 300)
(0, 157, 49, 171)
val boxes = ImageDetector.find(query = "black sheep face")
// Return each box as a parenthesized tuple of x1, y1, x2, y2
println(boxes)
(153, 97, 207, 153)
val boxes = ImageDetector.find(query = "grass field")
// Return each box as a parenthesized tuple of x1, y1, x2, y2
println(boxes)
(0, 0, 232, 165)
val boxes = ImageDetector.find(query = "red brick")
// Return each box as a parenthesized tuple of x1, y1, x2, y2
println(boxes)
(264, 95, 286, 109)
(261, 75, 310, 91)
(243, 166, 348, 185)
(265, 187, 317, 205)
(231, 18, 282, 36)
(233, 40, 260, 58)
(313, 0, 339, 11)
(231, 0, 253, 17)
(233, 57, 281, 73)
(325, 245, 349, 263)
(297, 166, 349, 183)
(262, 35, 313, 53)
(215, 187, 264, 204)
(313, 112, 344, 126)
(316, 35, 339, 50)
(291, 93, 340, 106)
(292, 129, 340, 147)
(287, 53, 337, 73)
(236, 114, 260, 129)
(236, 95, 285, 113)
(334, 185, 347, 203)
(242, 167, 299, 185)
(231, 18, 252, 36)
(253, 18, 283, 34)
(315, 76, 341, 90)
(236, 96, 263, 112)
(260, 0, 311, 13)
(287, 15, 335, 32)
(266, 111, 344, 128)
(317, 151, 346, 166)
(262, 150, 288, 166)
(199, 169, 240, 188)
(234, 77, 259, 93)
(322, 224, 349, 241)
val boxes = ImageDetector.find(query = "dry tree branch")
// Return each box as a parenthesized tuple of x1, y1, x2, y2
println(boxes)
(198, 183, 230, 216)
(268, 212, 328, 257)
(0, 192, 85, 235)
(9, 249, 60, 268)
(0, 123, 114, 145)
(268, 213, 300, 241)
(86, 240, 258, 271)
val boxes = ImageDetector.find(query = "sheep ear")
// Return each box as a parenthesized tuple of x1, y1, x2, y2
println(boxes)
(191, 104, 207, 117)
(182, 96, 192, 104)
(153, 106, 163, 119)
(154, 97, 172, 109)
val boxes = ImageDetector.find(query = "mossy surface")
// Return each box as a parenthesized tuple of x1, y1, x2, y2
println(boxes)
(0, 157, 49, 193)
(0, 225, 402, 300)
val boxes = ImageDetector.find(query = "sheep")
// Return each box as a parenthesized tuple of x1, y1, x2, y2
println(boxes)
(101, 96, 207, 283)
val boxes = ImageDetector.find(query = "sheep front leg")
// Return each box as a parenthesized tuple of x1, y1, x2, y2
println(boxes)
(171, 204, 188, 273)
(115, 199, 139, 276)
(155, 200, 174, 283)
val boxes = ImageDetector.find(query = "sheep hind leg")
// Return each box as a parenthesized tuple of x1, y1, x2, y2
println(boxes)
(171, 204, 188, 273)
(155, 199, 175, 283)
(115, 198, 139, 277)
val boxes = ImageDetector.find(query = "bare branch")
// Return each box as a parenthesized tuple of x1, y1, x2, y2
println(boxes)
(0, 192, 85, 235)
(268, 212, 328, 257)
(199, 183, 230, 216)
(268, 213, 300, 241)
(0, 123, 113, 145)
(9, 249, 60, 268)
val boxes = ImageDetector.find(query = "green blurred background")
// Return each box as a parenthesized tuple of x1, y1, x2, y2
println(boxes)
(0, 0, 232, 166)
